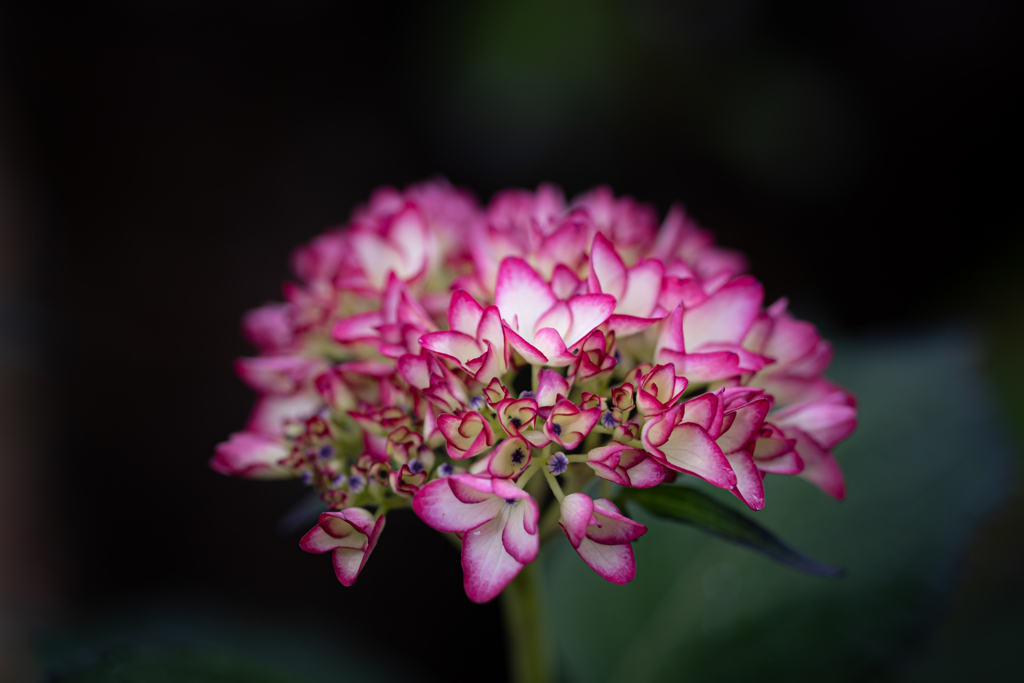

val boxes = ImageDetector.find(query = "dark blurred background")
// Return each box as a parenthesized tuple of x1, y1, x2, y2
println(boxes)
(0, 1, 1021, 681)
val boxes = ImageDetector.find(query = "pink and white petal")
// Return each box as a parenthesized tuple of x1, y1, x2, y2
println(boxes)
(501, 499, 540, 563)
(758, 375, 839, 407)
(361, 431, 389, 463)
(607, 314, 661, 336)
(246, 391, 322, 437)
(588, 232, 627, 300)
(755, 448, 804, 475)
(531, 328, 578, 367)
(211, 431, 289, 479)
(717, 399, 770, 453)
(788, 427, 845, 500)
(495, 257, 557, 338)
(536, 300, 573, 340)
(656, 423, 736, 488)
(644, 364, 678, 405)
(697, 343, 770, 374)
(299, 525, 344, 554)
(355, 504, 384, 570)
(700, 270, 733, 295)
(419, 330, 484, 368)
(559, 492, 595, 549)
(726, 451, 765, 510)
(587, 499, 648, 545)
(471, 340, 503, 385)
(773, 399, 857, 451)
(462, 516, 525, 603)
(398, 289, 437, 332)
(449, 473, 500, 501)
(680, 393, 718, 431)
(423, 404, 439, 443)
(234, 356, 324, 395)
(437, 412, 494, 459)
(447, 290, 486, 336)
(331, 547, 367, 586)
(386, 206, 430, 277)
(477, 307, 507, 363)
(412, 476, 502, 532)
(331, 311, 383, 344)
(636, 389, 665, 416)
(659, 349, 743, 384)
(313, 515, 369, 549)
(588, 460, 629, 487)
(564, 294, 617, 348)
(537, 219, 588, 276)
(491, 478, 535, 510)
(334, 507, 377, 536)
(575, 536, 636, 585)
(708, 388, 726, 440)
(536, 369, 570, 407)
(242, 302, 294, 351)
(617, 259, 664, 318)
(520, 429, 552, 448)
(763, 315, 819, 366)
(682, 276, 764, 348)
(624, 457, 668, 488)
(551, 264, 582, 300)
(752, 434, 796, 460)
(641, 406, 679, 451)
(504, 325, 550, 365)
(336, 360, 396, 377)
(785, 339, 834, 378)
(548, 405, 602, 450)
(435, 413, 463, 444)
(658, 277, 706, 314)
(654, 305, 685, 359)
(695, 248, 747, 282)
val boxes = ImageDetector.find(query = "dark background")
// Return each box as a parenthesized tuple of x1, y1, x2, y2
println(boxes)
(0, 1, 1021, 681)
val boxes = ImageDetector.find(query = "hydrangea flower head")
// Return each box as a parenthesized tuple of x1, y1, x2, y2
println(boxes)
(213, 179, 857, 602)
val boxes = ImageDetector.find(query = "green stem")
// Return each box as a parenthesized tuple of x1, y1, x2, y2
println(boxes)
(501, 560, 553, 683)
(543, 468, 565, 502)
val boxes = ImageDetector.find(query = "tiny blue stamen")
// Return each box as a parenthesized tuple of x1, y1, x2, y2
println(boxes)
(300, 471, 313, 485)
(510, 417, 522, 429)
(511, 448, 525, 465)
(331, 473, 347, 488)
(519, 390, 536, 399)
(439, 463, 455, 477)
(469, 395, 485, 411)
(504, 498, 518, 505)
(548, 453, 569, 475)
(318, 444, 335, 460)
(408, 459, 424, 474)
(551, 423, 562, 436)
(348, 475, 365, 491)
(601, 412, 617, 429)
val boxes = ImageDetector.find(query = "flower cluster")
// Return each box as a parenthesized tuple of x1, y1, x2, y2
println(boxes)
(213, 180, 857, 602)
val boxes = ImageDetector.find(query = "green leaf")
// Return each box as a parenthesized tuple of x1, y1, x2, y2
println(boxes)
(619, 484, 843, 578)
